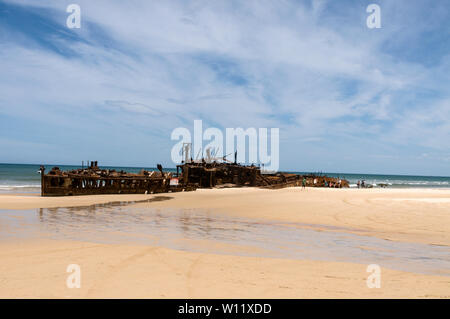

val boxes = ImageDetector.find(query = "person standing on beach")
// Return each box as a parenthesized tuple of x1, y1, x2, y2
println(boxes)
(357, 180, 361, 189)
(302, 177, 307, 190)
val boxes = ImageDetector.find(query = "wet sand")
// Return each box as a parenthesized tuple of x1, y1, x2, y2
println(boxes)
(142, 187, 450, 246)
(0, 188, 449, 298)
(2, 187, 447, 245)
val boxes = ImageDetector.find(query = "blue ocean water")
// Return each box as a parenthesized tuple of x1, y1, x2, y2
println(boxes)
(292, 171, 450, 189)
(0, 163, 449, 193)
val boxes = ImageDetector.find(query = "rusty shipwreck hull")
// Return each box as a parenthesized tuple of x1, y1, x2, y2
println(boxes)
(40, 161, 349, 196)
(40, 162, 196, 197)
(177, 162, 260, 187)
(177, 162, 349, 189)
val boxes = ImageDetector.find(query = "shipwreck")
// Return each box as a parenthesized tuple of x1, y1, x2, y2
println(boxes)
(39, 158, 349, 196)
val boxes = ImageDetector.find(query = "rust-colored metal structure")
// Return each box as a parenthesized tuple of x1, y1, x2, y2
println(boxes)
(177, 162, 349, 189)
(40, 161, 195, 196)
(176, 162, 259, 188)
(40, 161, 348, 196)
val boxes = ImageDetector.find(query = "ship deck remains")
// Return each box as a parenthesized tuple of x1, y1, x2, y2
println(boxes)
(40, 161, 349, 196)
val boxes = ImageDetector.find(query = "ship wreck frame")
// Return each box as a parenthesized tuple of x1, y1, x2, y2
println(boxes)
(40, 160, 349, 197)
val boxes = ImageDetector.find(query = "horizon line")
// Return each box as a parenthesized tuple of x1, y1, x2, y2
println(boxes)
(1, 162, 449, 179)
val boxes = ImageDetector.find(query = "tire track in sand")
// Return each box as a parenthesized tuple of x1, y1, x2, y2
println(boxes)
(86, 246, 159, 297)
(186, 255, 204, 298)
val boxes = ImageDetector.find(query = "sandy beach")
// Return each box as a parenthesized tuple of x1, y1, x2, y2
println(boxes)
(0, 187, 449, 298)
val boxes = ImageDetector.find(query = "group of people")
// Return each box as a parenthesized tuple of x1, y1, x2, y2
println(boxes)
(356, 180, 366, 188)
(324, 179, 343, 188)
(301, 177, 342, 189)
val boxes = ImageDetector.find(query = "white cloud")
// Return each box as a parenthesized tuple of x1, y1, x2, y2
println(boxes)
(0, 0, 449, 174)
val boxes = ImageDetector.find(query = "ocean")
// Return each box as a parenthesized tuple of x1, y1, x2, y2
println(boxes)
(0, 163, 449, 193)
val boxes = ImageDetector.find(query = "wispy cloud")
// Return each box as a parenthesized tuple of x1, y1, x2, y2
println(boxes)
(0, 0, 449, 175)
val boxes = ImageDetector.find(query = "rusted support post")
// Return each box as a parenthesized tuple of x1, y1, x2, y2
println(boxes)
(39, 165, 45, 196)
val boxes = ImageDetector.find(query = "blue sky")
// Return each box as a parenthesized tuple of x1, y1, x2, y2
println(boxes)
(0, 0, 449, 175)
